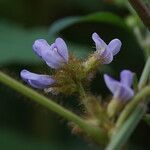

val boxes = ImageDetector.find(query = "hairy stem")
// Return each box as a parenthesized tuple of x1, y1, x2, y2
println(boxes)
(78, 83, 98, 117)
(128, 0, 150, 30)
(78, 82, 89, 111)
(138, 56, 150, 89)
(0, 71, 107, 143)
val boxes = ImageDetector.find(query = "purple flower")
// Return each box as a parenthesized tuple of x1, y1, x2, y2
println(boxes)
(104, 70, 134, 101)
(33, 38, 69, 69)
(92, 32, 122, 64)
(20, 69, 55, 89)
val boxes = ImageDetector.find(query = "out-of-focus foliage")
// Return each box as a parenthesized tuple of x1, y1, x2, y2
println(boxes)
(0, 21, 49, 65)
(0, 128, 95, 150)
(143, 115, 150, 126)
(0, 0, 120, 26)
(49, 12, 128, 38)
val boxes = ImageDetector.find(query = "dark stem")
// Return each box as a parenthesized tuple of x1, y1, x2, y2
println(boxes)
(128, 0, 150, 30)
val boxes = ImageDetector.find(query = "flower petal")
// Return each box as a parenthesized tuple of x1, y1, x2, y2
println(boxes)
(114, 84, 134, 101)
(104, 73, 134, 101)
(55, 38, 69, 62)
(92, 32, 107, 51)
(120, 70, 134, 87)
(104, 74, 120, 94)
(99, 48, 113, 64)
(32, 39, 60, 68)
(107, 39, 122, 56)
(20, 69, 55, 89)
(33, 39, 68, 69)
(41, 46, 64, 69)
(32, 39, 50, 57)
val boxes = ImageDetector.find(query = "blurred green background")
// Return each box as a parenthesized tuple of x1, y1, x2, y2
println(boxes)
(0, 0, 150, 149)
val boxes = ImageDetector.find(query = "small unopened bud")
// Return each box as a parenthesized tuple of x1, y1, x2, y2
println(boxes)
(83, 54, 100, 74)
(107, 98, 123, 118)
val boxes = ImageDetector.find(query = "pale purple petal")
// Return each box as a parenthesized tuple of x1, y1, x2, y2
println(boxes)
(55, 38, 69, 62)
(45, 58, 62, 69)
(104, 71, 134, 101)
(100, 48, 113, 64)
(42, 46, 64, 69)
(114, 84, 134, 101)
(92, 32, 122, 65)
(107, 39, 122, 56)
(32, 39, 59, 68)
(120, 70, 134, 87)
(104, 74, 120, 94)
(32, 39, 60, 68)
(33, 39, 50, 57)
(92, 32, 107, 51)
(20, 69, 55, 89)
(32, 38, 68, 69)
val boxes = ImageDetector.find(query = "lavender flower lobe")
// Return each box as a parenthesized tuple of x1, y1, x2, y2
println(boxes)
(104, 70, 134, 101)
(92, 32, 122, 64)
(32, 38, 69, 69)
(20, 69, 55, 89)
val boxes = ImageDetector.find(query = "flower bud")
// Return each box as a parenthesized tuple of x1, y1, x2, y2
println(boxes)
(107, 98, 123, 118)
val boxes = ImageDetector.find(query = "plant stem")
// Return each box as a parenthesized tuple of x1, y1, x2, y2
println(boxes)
(128, 0, 150, 30)
(78, 82, 89, 111)
(138, 56, 150, 89)
(0, 71, 107, 143)
(106, 56, 150, 149)
(77, 82, 99, 118)
(116, 56, 150, 128)
(106, 102, 147, 150)
(116, 85, 150, 128)
(78, 82, 86, 99)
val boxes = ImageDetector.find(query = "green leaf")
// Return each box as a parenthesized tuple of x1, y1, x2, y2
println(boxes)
(113, 0, 128, 7)
(0, 21, 49, 65)
(49, 12, 128, 38)
(49, 17, 81, 38)
(0, 128, 90, 150)
(0, 21, 90, 65)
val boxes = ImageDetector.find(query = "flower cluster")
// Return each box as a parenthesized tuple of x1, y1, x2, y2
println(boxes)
(20, 32, 135, 143)
(20, 32, 125, 94)
(21, 38, 68, 89)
